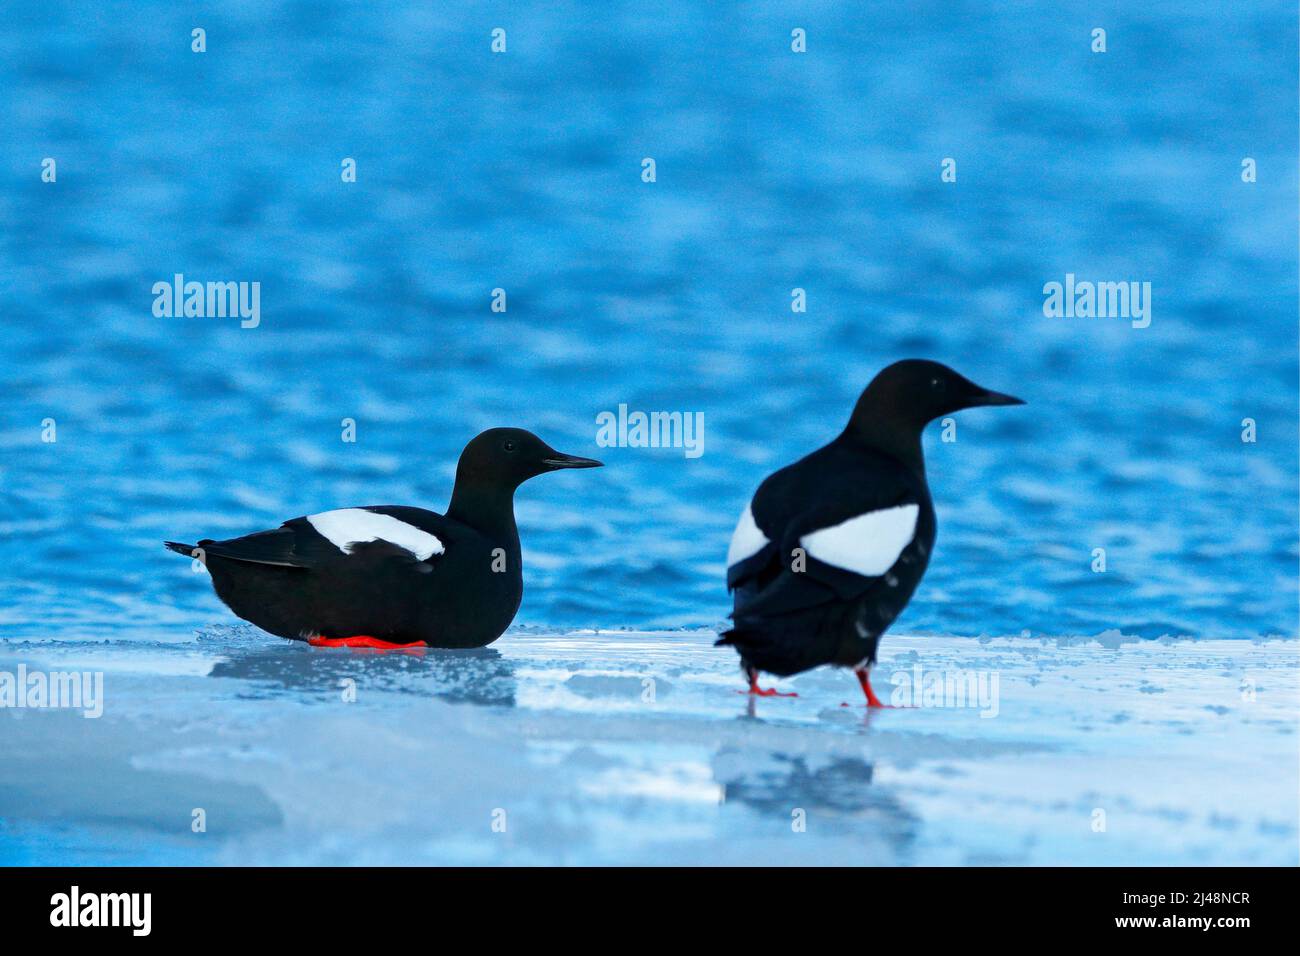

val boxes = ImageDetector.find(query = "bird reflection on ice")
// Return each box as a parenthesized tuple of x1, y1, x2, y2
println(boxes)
(208, 642, 518, 708)
(712, 748, 918, 852)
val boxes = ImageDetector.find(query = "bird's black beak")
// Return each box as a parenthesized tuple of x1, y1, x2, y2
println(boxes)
(968, 388, 1026, 408)
(541, 452, 604, 470)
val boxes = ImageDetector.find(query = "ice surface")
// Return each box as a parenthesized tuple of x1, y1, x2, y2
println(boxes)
(1, 628, 1294, 865)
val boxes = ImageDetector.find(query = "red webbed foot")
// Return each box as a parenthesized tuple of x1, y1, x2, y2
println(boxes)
(308, 635, 429, 650)
(737, 669, 798, 697)
(856, 668, 889, 708)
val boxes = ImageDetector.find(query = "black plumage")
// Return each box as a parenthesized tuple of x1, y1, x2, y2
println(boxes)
(719, 359, 1024, 703)
(166, 428, 601, 648)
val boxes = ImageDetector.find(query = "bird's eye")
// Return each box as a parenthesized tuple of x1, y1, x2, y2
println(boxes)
(503, 440, 517, 453)
(930, 378, 940, 388)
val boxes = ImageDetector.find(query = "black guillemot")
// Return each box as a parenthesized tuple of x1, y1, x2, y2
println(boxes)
(718, 359, 1024, 704)
(165, 428, 602, 648)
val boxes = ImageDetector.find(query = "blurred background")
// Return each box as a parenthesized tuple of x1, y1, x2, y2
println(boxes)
(1, 0, 1296, 641)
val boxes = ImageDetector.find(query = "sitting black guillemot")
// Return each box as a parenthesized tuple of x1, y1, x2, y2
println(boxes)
(718, 359, 1025, 704)
(165, 428, 602, 648)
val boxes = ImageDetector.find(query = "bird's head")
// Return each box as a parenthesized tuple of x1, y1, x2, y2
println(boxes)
(456, 427, 603, 489)
(849, 359, 1025, 436)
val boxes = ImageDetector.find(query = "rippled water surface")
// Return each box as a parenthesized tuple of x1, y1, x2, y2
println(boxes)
(1, 1, 1296, 641)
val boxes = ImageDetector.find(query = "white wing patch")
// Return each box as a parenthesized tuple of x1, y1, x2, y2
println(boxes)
(307, 508, 444, 561)
(800, 503, 919, 577)
(727, 502, 769, 567)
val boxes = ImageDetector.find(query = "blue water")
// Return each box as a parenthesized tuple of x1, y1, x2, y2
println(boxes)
(1, 1, 1296, 641)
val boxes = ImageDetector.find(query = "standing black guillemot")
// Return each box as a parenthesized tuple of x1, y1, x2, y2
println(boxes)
(165, 428, 602, 648)
(718, 360, 1025, 703)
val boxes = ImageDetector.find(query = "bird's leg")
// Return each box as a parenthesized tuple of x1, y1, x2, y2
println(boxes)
(738, 665, 798, 697)
(308, 635, 429, 650)
(855, 666, 886, 707)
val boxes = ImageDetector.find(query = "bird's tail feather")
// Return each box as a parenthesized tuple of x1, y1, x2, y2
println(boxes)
(718, 603, 855, 677)
(714, 623, 812, 677)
